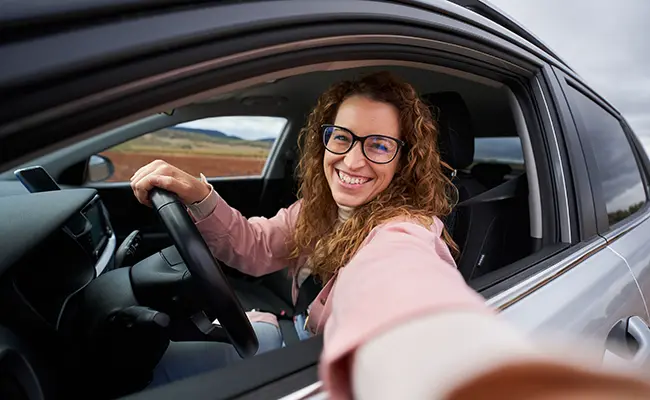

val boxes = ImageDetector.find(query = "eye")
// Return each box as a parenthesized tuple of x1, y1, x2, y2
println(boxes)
(371, 142, 388, 151)
(334, 134, 350, 142)
(367, 137, 395, 153)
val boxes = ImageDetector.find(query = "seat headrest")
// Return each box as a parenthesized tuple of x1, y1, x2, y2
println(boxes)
(422, 91, 475, 170)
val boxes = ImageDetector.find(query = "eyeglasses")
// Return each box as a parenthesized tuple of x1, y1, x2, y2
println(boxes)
(321, 124, 406, 164)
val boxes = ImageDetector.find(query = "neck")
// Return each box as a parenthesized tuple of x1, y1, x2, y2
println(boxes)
(337, 204, 355, 223)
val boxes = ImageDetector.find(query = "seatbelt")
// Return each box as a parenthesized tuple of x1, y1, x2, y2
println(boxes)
(278, 275, 323, 345)
(294, 275, 323, 316)
(278, 319, 300, 345)
(456, 173, 527, 207)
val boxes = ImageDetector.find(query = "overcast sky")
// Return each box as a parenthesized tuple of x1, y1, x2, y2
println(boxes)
(177, 116, 287, 140)
(488, 0, 650, 150)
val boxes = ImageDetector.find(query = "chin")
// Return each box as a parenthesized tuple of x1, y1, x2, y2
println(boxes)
(334, 198, 359, 208)
(331, 192, 368, 208)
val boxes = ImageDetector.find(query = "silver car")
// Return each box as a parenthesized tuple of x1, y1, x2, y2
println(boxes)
(1, 0, 649, 399)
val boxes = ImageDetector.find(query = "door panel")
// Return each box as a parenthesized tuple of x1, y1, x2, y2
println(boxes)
(607, 213, 650, 316)
(498, 240, 648, 355)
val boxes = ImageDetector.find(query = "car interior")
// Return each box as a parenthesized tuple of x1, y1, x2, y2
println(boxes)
(0, 62, 545, 399)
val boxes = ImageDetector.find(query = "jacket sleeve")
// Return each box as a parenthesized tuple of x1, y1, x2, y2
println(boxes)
(191, 188, 301, 277)
(319, 220, 492, 399)
(350, 311, 650, 400)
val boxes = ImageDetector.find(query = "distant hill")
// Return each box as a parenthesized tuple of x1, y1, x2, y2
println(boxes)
(172, 126, 277, 144)
(173, 126, 242, 140)
(143, 127, 274, 151)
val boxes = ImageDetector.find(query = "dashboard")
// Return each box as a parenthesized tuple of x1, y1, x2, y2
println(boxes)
(0, 188, 116, 329)
(65, 195, 116, 276)
(0, 184, 323, 400)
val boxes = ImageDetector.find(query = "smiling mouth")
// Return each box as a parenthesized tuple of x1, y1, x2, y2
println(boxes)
(337, 169, 372, 185)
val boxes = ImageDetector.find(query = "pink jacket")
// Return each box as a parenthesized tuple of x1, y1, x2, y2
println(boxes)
(191, 190, 488, 398)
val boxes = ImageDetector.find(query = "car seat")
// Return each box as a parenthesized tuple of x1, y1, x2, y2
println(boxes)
(423, 92, 526, 280)
(471, 162, 513, 189)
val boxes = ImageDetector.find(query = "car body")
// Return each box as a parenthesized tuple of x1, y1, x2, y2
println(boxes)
(1, 0, 650, 398)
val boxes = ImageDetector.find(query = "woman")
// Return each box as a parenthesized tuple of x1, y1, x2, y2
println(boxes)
(131, 71, 488, 393)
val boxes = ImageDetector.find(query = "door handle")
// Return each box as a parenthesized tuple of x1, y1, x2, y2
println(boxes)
(604, 316, 650, 368)
(626, 316, 650, 365)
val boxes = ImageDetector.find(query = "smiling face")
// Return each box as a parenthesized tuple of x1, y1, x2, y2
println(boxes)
(323, 95, 402, 208)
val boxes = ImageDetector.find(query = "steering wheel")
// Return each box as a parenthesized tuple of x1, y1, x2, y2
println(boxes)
(149, 188, 258, 358)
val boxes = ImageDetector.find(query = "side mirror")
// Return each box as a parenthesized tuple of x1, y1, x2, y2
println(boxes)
(88, 154, 115, 182)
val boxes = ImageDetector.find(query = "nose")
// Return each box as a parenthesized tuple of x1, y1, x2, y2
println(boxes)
(343, 142, 367, 170)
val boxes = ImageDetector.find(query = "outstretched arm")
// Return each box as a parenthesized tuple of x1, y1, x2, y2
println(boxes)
(320, 220, 650, 400)
(320, 220, 489, 398)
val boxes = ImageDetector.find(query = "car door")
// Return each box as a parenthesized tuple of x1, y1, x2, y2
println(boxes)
(607, 125, 650, 305)
(553, 70, 650, 346)
(488, 67, 649, 364)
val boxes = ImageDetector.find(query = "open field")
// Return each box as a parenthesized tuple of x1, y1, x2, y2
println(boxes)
(111, 128, 273, 157)
(101, 128, 273, 181)
(102, 151, 268, 181)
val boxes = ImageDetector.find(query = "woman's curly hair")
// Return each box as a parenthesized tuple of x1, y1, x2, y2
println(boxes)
(291, 71, 458, 283)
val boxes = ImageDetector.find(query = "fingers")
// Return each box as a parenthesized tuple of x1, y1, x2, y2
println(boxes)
(132, 174, 181, 206)
(130, 160, 197, 206)
(130, 160, 176, 206)
(152, 174, 193, 194)
(130, 159, 167, 184)
(132, 174, 156, 207)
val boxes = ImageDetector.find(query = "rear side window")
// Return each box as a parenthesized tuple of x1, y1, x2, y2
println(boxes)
(566, 87, 646, 225)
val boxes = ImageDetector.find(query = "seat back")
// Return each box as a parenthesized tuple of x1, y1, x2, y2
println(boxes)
(423, 92, 516, 280)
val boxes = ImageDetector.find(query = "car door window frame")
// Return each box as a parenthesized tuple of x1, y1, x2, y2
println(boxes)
(480, 63, 628, 306)
(539, 67, 600, 242)
(623, 120, 650, 191)
(472, 65, 579, 297)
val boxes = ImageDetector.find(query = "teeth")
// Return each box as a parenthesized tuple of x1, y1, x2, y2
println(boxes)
(338, 170, 369, 185)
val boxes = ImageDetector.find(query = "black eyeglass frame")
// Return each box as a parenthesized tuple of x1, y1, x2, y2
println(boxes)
(321, 124, 406, 165)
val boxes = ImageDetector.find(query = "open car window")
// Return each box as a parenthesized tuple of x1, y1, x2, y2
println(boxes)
(95, 116, 287, 182)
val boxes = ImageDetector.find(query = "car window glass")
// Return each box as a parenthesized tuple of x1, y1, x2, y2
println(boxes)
(98, 116, 287, 182)
(470, 137, 525, 185)
(566, 87, 646, 225)
(473, 137, 524, 166)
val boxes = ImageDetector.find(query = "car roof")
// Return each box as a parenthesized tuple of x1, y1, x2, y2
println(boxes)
(0, 0, 571, 74)
(1, 0, 194, 23)
(406, 0, 574, 72)
(0, 0, 571, 72)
